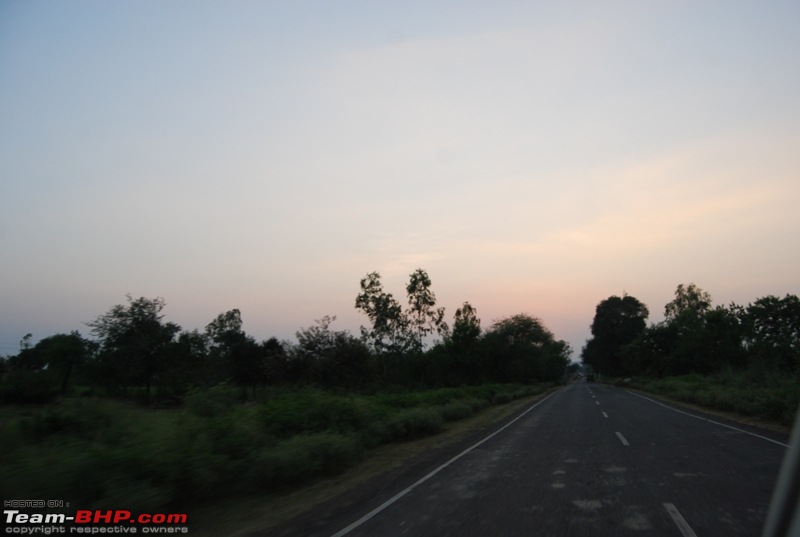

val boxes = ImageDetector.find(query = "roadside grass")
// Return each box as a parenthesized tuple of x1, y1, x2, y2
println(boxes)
(0, 383, 549, 515)
(188, 389, 555, 537)
(616, 370, 800, 427)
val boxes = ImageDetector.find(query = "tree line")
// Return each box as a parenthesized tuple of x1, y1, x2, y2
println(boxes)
(0, 268, 572, 404)
(582, 283, 800, 379)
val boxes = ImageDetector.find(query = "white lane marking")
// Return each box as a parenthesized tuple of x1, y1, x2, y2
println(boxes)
(663, 503, 698, 537)
(595, 401, 600, 405)
(329, 389, 560, 537)
(602, 412, 609, 419)
(615, 431, 630, 446)
(627, 391, 789, 448)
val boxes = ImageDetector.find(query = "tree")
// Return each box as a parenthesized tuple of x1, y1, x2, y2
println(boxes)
(87, 295, 180, 402)
(665, 283, 712, 322)
(448, 301, 481, 351)
(659, 283, 720, 374)
(206, 309, 244, 347)
(620, 321, 678, 377)
(405, 269, 447, 351)
(262, 337, 289, 385)
(582, 294, 649, 377)
(295, 316, 373, 389)
(31, 331, 91, 395)
(205, 309, 264, 397)
(482, 314, 569, 383)
(355, 272, 411, 371)
(0, 333, 66, 403)
(163, 329, 209, 394)
(743, 294, 800, 373)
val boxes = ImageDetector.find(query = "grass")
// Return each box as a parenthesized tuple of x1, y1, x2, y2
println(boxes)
(617, 369, 800, 427)
(188, 389, 555, 537)
(0, 383, 550, 516)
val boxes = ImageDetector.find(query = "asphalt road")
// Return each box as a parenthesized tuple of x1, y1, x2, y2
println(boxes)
(295, 382, 790, 537)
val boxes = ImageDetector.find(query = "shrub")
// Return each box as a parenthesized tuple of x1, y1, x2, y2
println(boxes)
(184, 382, 240, 417)
(379, 407, 444, 442)
(259, 390, 377, 437)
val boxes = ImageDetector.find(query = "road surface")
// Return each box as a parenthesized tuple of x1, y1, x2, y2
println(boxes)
(269, 383, 790, 537)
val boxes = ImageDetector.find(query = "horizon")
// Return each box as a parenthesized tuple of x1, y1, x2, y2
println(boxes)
(2, 1, 799, 360)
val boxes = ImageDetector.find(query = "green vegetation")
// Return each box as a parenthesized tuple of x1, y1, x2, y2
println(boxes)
(0, 383, 549, 511)
(0, 267, 570, 518)
(1, 268, 571, 404)
(620, 371, 800, 427)
(584, 284, 800, 426)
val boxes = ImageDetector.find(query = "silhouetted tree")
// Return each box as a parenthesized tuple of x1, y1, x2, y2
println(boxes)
(582, 294, 648, 377)
(482, 314, 569, 383)
(87, 295, 180, 402)
(355, 271, 411, 377)
(33, 331, 91, 395)
(743, 294, 800, 373)
(295, 316, 374, 389)
(405, 269, 448, 351)
(665, 283, 712, 322)
(449, 302, 481, 350)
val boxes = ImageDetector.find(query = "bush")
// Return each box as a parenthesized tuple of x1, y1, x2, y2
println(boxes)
(248, 433, 363, 489)
(259, 390, 377, 437)
(184, 382, 241, 417)
(633, 372, 800, 427)
(380, 407, 444, 442)
(0, 383, 547, 513)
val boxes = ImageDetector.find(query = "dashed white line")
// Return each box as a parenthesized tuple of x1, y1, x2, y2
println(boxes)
(595, 401, 600, 405)
(663, 503, 698, 537)
(602, 412, 609, 419)
(615, 431, 630, 446)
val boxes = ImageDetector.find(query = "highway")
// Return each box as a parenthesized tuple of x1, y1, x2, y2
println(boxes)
(273, 383, 790, 537)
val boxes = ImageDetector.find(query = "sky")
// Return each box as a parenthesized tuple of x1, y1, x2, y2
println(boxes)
(2, 1, 799, 359)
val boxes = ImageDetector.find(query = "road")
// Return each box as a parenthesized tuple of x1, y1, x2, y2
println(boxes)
(272, 383, 790, 537)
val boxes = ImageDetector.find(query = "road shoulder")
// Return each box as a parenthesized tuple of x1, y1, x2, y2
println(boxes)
(620, 385, 792, 438)
(190, 388, 560, 537)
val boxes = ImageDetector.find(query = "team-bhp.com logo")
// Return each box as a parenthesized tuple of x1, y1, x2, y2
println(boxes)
(4, 507, 189, 534)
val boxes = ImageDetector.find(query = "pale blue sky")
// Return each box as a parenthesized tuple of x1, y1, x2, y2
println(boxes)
(2, 1, 799, 358)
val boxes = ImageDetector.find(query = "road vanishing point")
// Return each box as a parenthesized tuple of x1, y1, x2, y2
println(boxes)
(265, 383, 789, 537)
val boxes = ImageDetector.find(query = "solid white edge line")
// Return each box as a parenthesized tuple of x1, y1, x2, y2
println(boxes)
(329, 389, 561, 537)
(627, 390, 789, 448)
(663, 503, 698, 537)
(615, 431, 630, 446)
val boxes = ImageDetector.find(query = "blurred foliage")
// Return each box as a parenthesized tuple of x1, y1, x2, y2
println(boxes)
(0, 383, 548, 511)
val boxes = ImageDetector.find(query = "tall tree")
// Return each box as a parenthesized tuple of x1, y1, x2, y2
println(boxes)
(659, 283, 717, 374)
(87, 295, 180, 401)
(582, 294, 649, 377)
(744, 294, 800, 373)
(295, 316, 373, 389)
(483, 314, 569, 382)
(32, 331, 91, 395)
(206, 309, 264, 396)
(405, 268, 447, 351)
(449, 301, 481, 351)
(355, 271, 410, 359)
(665, 283, 712, 322)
